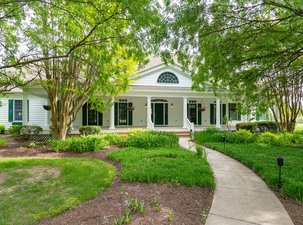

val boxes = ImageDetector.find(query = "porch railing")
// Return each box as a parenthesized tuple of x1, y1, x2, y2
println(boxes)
(186, 118, 195, 133)
(147, 116, 154, 130)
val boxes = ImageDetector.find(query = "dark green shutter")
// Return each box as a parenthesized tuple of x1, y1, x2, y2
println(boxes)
(128, 103, 133, 126)
(165, 103, 168, 125)
(210, 104, 215, 124)
(238, 110, 242, 121)
(151, 103, 153, 122)
(8, 99, 13, 122)
(27, 100, 29, 122)
(82, 102, 87, 126)
(222, 104, 226, 124)
(98, 112, 103, 126)
(114, 102, 118, 125)
(187, 104, 189, 120)
(228, 103, 231, 120)
(198, 104, 202, 125)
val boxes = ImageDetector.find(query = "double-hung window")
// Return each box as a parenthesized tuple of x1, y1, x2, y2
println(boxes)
(14, 100, 23, 121)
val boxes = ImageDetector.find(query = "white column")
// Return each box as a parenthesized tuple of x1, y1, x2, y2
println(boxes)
(109, 97, 115, 129)
(216, 97, 221, 128)
(22, 94, 28, 126)
(147, 96, 151, 128)
(182, 97, 187, 128)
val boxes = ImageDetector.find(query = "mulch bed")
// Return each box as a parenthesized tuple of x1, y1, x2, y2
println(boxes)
(0, 135, 214, 225)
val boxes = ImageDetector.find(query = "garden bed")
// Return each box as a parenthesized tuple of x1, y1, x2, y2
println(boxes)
(0, 136, 214, 225)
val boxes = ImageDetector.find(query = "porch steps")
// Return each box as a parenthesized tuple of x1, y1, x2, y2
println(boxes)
(175, 131, 191, 137)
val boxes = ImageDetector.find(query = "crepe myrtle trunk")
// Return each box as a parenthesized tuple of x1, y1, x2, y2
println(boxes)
(49, 96, 73, 140)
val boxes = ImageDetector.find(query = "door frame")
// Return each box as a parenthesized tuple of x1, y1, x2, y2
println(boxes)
(151, 101, 168, 126)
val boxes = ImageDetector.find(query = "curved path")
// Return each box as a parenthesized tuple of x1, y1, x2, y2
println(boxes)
(179, 137, 294, 225)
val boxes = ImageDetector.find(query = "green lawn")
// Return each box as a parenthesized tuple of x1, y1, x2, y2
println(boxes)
(107, 147, 214, 189)
(0, 158, 115, 224)
(199, 142, 303, 202)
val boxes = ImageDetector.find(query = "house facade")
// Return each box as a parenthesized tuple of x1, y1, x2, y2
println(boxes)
(0, 58, 246, 132)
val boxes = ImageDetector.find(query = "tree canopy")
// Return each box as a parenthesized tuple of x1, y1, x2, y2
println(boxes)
(0, 0, 164, 138)
(167, 0, 303, 130)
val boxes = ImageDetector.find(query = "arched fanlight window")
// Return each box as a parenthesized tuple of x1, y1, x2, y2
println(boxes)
(157, 72, 179, 84)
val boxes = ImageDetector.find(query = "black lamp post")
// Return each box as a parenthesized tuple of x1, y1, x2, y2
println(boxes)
(276, 156, 284, 188)
(222, 136, 228, 150)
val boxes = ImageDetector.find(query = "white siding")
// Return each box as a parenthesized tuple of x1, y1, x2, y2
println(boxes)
(28, 97, 48, 129)
(133, 68, 192, 88)
(0, 98, 9, 128)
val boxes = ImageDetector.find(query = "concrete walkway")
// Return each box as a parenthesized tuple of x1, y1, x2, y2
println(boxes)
(179, 137, 294, 225)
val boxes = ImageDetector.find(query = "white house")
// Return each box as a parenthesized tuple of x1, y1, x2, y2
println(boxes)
(0, 57, 245, 132)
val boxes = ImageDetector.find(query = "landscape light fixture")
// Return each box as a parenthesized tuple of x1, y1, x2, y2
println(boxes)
(276, 156, 284, 188)
(222, 135, 228, 150)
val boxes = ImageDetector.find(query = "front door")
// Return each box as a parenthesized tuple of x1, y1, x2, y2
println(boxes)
(188, 104, 197, 124)
(88, 109, 98, 125)
(118, 103, 128, 125)
(155, 103, 164, 125)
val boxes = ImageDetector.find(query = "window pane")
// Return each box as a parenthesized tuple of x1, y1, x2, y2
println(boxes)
(14, 100, 23, 121)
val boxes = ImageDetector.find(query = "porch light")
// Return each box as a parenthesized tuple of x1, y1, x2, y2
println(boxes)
(145, 103, 147, 108)
(276, 156, 284, 188)
(170, 103, 174, 108)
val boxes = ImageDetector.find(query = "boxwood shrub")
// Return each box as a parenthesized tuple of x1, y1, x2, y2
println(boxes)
(79, 126, 102, 135)
(8, 125, 22, 137)
(125, 130, 179, 148)
(0, 124, 5, 134)
(20, 125, 43, 139)
(236, 121, 278, 133)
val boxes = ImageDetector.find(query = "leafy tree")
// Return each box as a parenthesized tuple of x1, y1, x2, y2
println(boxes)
(1, 0, 163, 139)
(167, 0, 303, 131)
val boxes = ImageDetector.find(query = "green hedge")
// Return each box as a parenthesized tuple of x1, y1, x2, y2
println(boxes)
(125, 129, 179, 148)
(236, 121, 277, 133)
(195, 129, 303, 146)
(79, 126, 101, 135)
(0, 124, 5, 134)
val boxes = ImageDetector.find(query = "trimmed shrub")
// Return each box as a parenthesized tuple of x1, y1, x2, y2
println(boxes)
(194, 130, 223, 143)
(204, 127, 221, 134)
(280, 132, 303, 146)
(0, 124, 5, 134)
(8, 125, 22, 137)
(257, 121, 278, 132)
(20, 125, 43, 139)
(79, 126, 101, 135)
(236, 122, 257, 133)
(125, 130, 179, 148)
(236, 121, 278, 133)
(48, 135, 109, 153)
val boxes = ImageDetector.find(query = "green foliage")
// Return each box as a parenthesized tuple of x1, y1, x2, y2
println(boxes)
(107, 147, 214, 188)
(195, 145, 205, 158)
(151, 196, 162, 212)
(226, 129, 255, 144)
(101, 133, 124, 145)
(8, 125, 22, 137)
(48, 135, 109, 153)
(125, 130, 179, 148)
(0, 124, 5, 134)
(128, 199, 145, 213)
(0, 158, 115, 224)
(113, 211, 132, 225)
(0, 137, 8, 147)
(27, 142, 38, 148)
(166, 211, 174, 222)
(203, 142, 303, 203)
(236, 122, 257, 133)
(257, 132, 279, 145)
(236, 121, 278, 133)
(20, 125, 43, 139)
(79, 126, 101, 135)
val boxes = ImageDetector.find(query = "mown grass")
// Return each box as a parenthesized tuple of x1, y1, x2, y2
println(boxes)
(107, 147, 214, 189)
(198, 142, 303, 203)
(0, 158, 115, 224)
